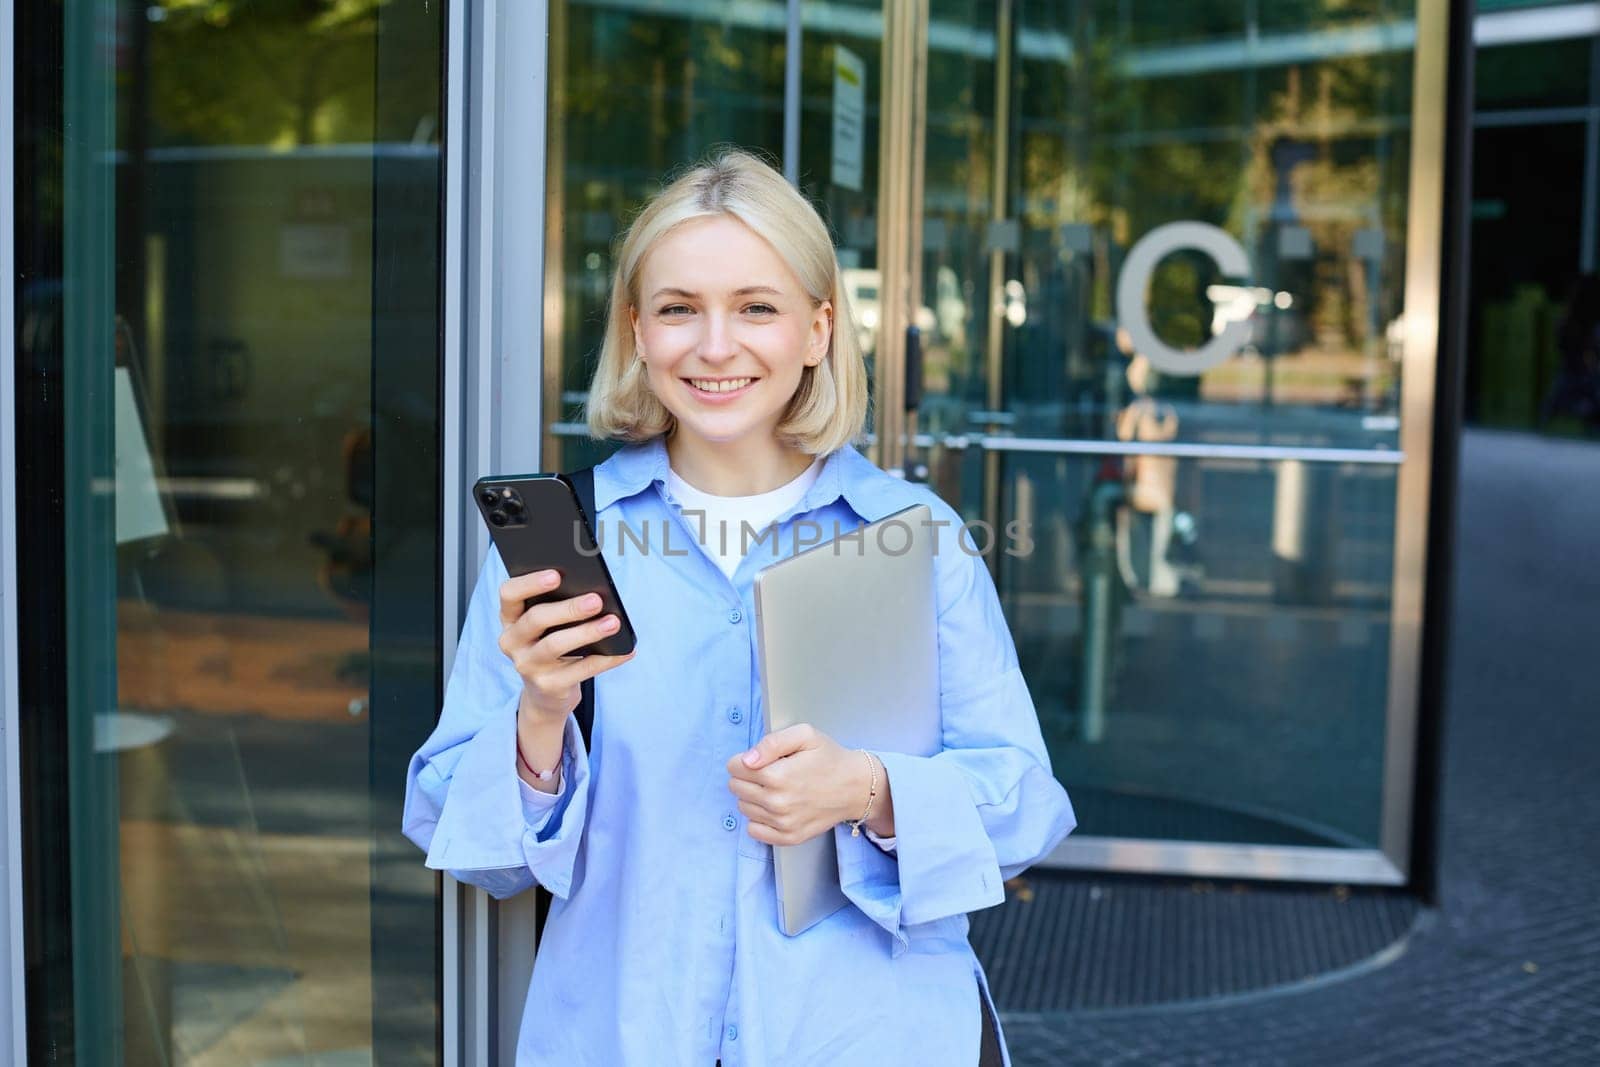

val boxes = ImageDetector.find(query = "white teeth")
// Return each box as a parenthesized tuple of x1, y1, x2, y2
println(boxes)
(689, 378, 753, 393)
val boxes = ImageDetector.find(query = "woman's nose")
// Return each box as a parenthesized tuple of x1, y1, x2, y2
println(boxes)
(699, 312, 737, 359)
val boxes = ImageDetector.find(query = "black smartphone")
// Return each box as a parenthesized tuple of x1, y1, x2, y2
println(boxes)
(473, 473, 637, 658)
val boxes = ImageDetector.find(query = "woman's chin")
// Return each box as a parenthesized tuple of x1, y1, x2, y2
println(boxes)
(669, 415, 774, 448)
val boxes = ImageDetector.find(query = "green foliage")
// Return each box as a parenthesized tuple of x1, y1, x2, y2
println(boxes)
(144, 0, 415, 147)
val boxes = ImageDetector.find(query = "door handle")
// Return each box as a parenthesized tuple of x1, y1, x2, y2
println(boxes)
(904, 323, 923, 412)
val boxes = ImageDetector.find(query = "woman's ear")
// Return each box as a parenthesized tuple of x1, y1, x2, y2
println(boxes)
(809, 300, 833, 365)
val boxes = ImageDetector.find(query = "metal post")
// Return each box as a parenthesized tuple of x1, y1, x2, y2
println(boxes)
(541, 0, 570, 472)
(979, 0, 1014, 578)
(1408, 0, 1478, 911)
(452, 0, 554, 1061)
(1, 0, 27, 1054)
(874, 0, 922, 475)
(1078, 481, 1125, 744)
(1583, 34, 1599, 273)
(784, 0, 802, 185)
(1380, 0, 1456, 881)
(62, 0, 123, 1055)
(441, 0, 470, 1052)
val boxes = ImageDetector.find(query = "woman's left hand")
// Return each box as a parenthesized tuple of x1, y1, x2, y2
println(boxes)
(726, 724, 883, 846)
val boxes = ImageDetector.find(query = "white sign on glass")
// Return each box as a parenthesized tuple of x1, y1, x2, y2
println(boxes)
(114, 366, 169, 544)
(832, 46, 865, 192)
(279, 223, 352, 280)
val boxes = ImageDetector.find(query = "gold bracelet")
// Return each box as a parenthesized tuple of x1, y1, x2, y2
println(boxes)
(848, 750, 878, 837)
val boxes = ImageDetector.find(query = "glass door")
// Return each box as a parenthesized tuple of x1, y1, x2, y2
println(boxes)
(890, 0, 1440, 880)
(15, 0, 445, 1060)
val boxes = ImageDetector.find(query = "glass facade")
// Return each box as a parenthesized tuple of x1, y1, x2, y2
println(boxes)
(1469, 2, 1600, 435)
(14, 0, 445, 1061)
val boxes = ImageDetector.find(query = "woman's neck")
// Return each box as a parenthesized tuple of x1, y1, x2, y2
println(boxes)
(665, 433, 815, 497)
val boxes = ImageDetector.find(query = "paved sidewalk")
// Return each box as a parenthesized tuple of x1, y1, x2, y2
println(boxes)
(996, 431, 1600, 1065)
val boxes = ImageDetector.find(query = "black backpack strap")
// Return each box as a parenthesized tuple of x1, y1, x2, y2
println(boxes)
(569, 465, 598, 752)
(536, 464, 598, 947)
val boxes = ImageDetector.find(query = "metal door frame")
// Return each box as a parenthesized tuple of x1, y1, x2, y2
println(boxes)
(443, 0, 552, 1062)
(871, 0, 928, 475)
(2, 0, 28, 1054)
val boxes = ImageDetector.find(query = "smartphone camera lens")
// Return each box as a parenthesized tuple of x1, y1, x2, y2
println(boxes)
(503, 496, 524, 516)
(489, 510, 508, 527)
(479, 488, 500, 509)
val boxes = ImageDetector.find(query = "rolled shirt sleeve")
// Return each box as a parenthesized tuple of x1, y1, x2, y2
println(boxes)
(835, 504, 1077, 953)
(863, 828, 897, 853)
(401, 543, 592, 901)
(519, 757, 569, 828)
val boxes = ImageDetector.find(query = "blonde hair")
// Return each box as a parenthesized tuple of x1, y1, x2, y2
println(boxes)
(583, 147, 870, 455)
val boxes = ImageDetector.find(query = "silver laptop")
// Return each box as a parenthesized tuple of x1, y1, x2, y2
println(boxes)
(752, 502, 942, 936)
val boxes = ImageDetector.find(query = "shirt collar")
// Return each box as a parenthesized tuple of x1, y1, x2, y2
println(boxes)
(591, 433, 906, 523)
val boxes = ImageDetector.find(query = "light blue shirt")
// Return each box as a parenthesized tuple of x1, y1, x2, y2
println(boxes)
(401, 434, 1077, 1066)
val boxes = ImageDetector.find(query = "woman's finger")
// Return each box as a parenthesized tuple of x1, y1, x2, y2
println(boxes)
(539, 649, 635, 691)
(504, 590, 607, 649)
(736, 799, 782, 825)
(744, 820, 790, 846)
(498, 570, 560, 628)
(537, 612, 624, 660)
(728, 778, 783, 816)
(745, 819, 824, 848)
(725, 751, 783, 787)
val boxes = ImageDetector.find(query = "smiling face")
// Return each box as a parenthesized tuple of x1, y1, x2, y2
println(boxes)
(630, 214, 832, 454)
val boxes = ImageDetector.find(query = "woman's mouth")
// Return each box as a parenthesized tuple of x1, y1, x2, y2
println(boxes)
(683, 376, 758, 402)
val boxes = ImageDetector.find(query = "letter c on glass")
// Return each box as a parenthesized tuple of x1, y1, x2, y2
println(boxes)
(1115, 221, 1252, 377)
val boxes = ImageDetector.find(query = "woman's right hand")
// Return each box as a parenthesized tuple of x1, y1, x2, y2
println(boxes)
(498, 568, 635, 725)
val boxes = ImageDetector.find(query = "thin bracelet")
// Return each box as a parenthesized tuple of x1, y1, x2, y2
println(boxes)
(517, 736, 561, 784)
(847, 750, 879, 837)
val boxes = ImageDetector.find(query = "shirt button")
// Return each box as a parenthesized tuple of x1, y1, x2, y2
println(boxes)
(728, 608, 742, 624)
(726, 1024, 739, 1042)
(727, 706, 743, 724)
(722, 814, 737, 831)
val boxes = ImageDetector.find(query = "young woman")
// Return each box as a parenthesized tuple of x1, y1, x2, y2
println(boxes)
(402, 149, 1076, 1066)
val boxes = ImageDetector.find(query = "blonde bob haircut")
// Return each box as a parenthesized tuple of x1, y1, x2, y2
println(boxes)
(583, 147, 870, 456)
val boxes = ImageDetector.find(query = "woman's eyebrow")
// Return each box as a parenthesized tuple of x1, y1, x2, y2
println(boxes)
(648, 285, 784, 300)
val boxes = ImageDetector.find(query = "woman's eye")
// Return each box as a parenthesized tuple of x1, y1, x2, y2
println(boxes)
(658, 305, 692, 317)
(745, 303, 777, 316)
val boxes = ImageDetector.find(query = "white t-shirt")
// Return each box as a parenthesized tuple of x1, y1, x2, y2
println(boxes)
(665, 456, 823, 580)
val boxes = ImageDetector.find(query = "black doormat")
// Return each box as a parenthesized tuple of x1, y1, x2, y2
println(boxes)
(970, 872, 1420, 1012)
